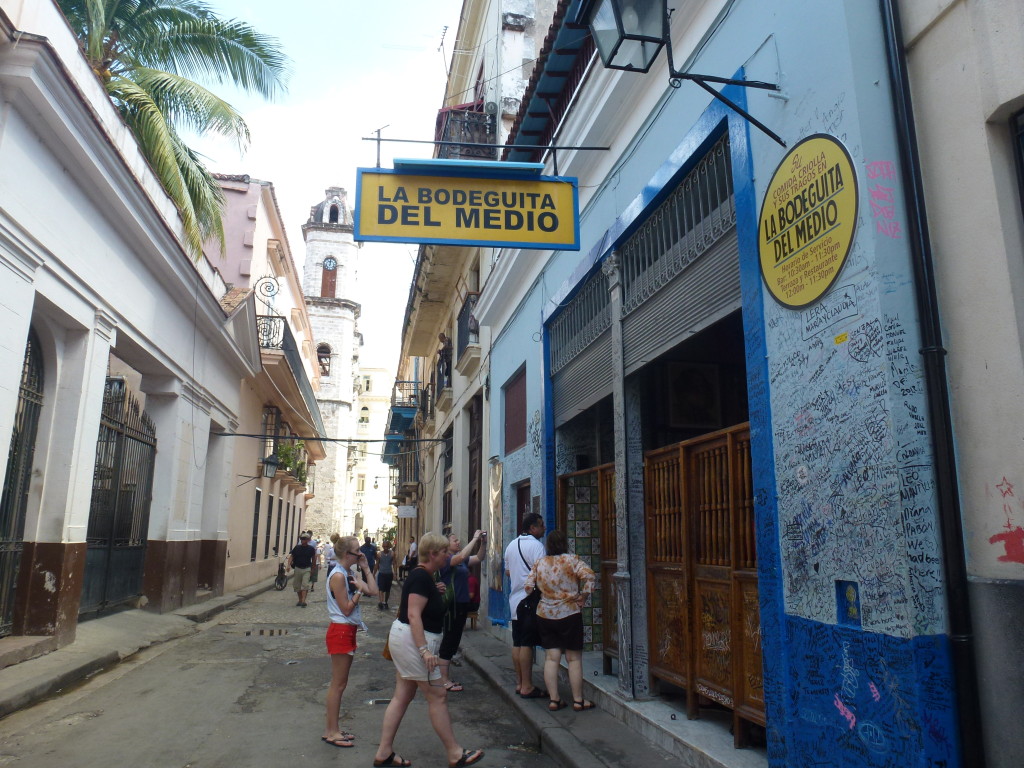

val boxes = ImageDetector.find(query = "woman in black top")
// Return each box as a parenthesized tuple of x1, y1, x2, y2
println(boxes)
(373, 533, 484, 768)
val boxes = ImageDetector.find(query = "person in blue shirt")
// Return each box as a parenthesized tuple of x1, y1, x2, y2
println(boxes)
(359, 536, 378, 572)
(437, 530, 486, 692)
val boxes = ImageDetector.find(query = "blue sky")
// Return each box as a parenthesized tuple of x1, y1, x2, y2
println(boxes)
(196, 0, 465, 369)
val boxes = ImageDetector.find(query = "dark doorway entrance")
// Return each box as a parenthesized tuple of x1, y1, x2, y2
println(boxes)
(80, 378, 157, 617)
(0, 330, 44, 637)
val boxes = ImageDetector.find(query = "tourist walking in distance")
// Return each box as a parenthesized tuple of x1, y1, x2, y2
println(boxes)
(399, 535, 417, 581)
(360, 535, 379, 572)
(324, 532, 340, 576)
(524, 529, 596, 711)
(376, 539, 396, 610)
(322, 535, 377, 748)
(287, 532, 317, 607)
(373, 532, 484, 768)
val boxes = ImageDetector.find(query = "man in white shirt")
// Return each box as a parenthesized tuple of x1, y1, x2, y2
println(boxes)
(504, 512, 546, 698)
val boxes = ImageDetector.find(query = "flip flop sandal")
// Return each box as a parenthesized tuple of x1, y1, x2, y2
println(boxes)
(444, 681, 464, 692)
(321, 736, 354, 748)
(548, 699, 568, 711)
(573, 700, 596, 711)
(373, 753, 412, 767)
(448, 748, 484, 768)
(519, 688, 548, 699)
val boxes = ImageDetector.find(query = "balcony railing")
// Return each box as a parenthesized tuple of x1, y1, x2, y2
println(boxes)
(420, 384, 434, 422)
(391, 380, 420, 409)
(256, 315, 327, 437)
(395, 445, 418, 488)
(436, 108, 496, 161)
(435, 356, 451, 406)
(456, 292, 480, 363)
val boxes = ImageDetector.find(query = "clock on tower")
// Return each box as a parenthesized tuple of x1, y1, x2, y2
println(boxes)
(323, 256, 337, 271)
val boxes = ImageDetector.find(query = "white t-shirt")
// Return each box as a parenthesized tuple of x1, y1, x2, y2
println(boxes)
(504, 534, 545, 616)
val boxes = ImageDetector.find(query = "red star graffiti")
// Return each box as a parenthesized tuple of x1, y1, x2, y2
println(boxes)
(996, 477, 1014, 498)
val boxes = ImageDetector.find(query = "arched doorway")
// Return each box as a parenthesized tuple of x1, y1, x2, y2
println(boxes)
(0, 330, 45, 637)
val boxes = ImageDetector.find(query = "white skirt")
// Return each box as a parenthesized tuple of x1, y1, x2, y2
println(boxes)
(388, 619, 442, 682)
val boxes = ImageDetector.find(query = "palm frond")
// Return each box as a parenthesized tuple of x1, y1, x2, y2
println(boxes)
(111, 75, 224, 257)
(57, 0, 283, 259)
(128, 67, 249, 147)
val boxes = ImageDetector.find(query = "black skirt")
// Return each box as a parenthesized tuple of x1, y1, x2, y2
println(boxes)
(537, 612, 584, 651)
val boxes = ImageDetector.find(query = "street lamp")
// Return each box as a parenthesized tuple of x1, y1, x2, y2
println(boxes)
(576, 0, 786, 146)
(580, 0, 664, 73)
(262, 453, 281, 478)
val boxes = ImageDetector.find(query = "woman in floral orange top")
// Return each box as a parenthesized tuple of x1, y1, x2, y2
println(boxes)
(524, 529, 596, 712)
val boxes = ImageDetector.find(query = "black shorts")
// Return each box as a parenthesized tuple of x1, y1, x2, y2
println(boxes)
(537, 613, 584, 652)
(511, 619, 540, 648)
(377, 573, 394, 592)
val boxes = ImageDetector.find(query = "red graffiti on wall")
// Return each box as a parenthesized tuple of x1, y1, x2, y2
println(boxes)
(989, 526, 1024, 564)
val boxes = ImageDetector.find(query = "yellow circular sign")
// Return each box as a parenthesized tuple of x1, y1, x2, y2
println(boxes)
(758, 134, 859, 309)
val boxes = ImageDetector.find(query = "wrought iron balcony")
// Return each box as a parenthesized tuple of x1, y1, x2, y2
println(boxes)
(256, 315, 327, 438)
(419, 384, 434, 423)
(391, 380, 420, 409)
(436, 107, 497, 161)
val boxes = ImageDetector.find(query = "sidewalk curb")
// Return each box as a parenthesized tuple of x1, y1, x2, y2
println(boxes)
(0, 649, 120, 719)
(173, 579, 277, 623)
(0, 577, 277, 720)
(461, 639, 609, 768)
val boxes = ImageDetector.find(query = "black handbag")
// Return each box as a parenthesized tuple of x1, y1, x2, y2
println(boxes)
(515, 540, 541, 640)
(516, 588, 540, 630)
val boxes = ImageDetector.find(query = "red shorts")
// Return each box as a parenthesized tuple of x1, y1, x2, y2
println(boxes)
(326, 622, 357, 655)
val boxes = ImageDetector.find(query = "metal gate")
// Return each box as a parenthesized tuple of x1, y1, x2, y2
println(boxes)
(80, 378, 157, 616)
(645, 423, 764, 746)
(0, 331, 44, 637)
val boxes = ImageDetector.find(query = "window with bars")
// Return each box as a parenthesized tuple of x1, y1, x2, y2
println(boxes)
(549, 268, 611, 375)
(250, 489, 262, 562)
(264, 493, 274, 559)
(620, 133, 735, 314)
(262, 407, 280, 459)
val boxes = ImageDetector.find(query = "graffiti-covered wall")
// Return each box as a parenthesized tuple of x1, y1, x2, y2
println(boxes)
(735, 1, 958, 765)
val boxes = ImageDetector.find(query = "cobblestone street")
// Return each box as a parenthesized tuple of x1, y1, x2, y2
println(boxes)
(0, 580, 557, 768)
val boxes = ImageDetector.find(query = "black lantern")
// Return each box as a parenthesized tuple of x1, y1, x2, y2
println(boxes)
(262, 453, 281, 478)
(579, 0, 665, 73)
(576, 0, 786, 146)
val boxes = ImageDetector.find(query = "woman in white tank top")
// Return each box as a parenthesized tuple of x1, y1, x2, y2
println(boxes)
(322, 535, 376, 748)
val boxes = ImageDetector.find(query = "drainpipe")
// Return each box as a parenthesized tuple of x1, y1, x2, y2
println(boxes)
(878, 2, 985, 766)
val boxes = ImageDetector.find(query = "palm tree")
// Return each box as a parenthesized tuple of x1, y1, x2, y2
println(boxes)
(57, 0, 289, 258)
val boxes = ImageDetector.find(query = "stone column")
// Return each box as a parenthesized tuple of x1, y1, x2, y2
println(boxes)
(140, 377, 211, 611)
(198, 415, 234, 596)
(604, 254, 651, 699)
